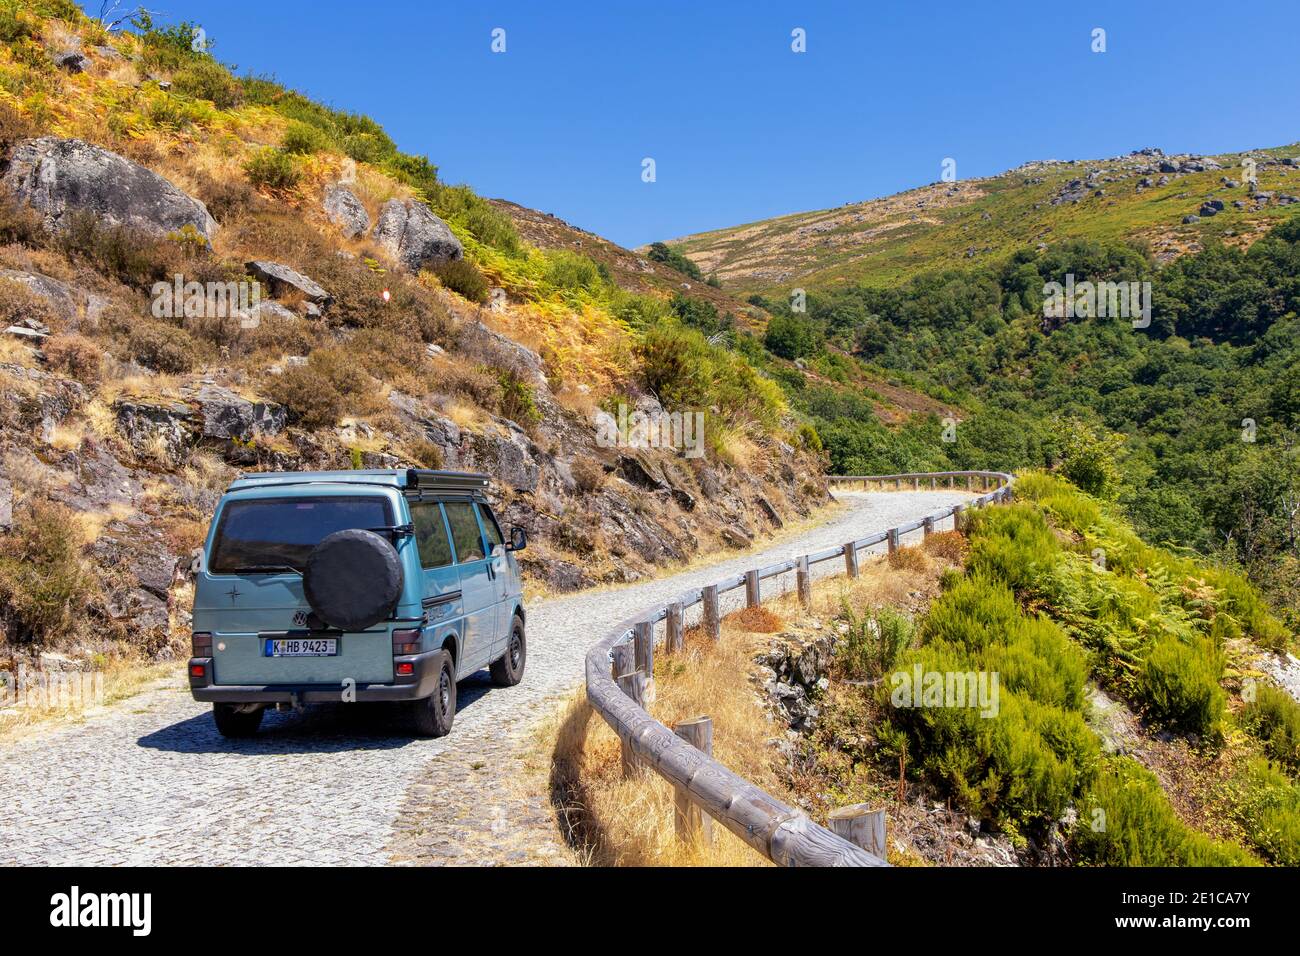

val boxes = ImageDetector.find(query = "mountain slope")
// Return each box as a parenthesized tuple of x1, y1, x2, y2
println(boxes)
(664, 144, 1300, 294)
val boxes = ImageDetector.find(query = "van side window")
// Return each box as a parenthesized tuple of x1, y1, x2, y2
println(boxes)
(410, 502, 454, 569)
(477, 503, 504, 551)
(443, 501, 486, 563)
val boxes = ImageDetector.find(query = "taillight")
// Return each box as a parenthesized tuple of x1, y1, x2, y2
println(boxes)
(189, 662, 207, 679)
(395, 661, 415, 677)
(392, 628, 421, 655)
(191, 632, 212, 656)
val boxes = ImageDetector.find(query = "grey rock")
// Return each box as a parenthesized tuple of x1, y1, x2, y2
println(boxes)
(1182, 214, 1200, 224)
(465, 425, 538, 493)
(242, 300, 298, 325)
(373, 199, 462, 271)
(0, 476, 11, 532)
(3, 138, 217, 243)
(113, 398, 193, 461)
(53, 51, 87, 73)
(322, 183, 370, 239)
(246, 260, 332, 306)
(0, 269, 107, 329)
(190, 384, 286, 441)
(1198, 203, 1219, 217)
(456, 320, 546, 386)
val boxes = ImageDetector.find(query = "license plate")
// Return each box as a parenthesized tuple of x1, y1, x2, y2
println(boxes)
(265, 637, 337, 657)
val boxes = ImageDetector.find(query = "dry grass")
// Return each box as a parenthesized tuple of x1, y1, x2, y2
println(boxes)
(0, 659, 180, 743)
(726, 605, 784, 633)
(544, 620, 790, 866)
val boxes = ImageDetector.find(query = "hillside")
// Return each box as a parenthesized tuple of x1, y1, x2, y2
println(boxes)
(664, 144, 1300, 294)
(0, 3, 832, 679)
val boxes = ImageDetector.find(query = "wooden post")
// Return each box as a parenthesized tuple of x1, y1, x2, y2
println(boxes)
(827, 804, 886, 858)
(887, 528, 900, 555)
(611, 640, 635, 683)
(796, 555, 812, 609)
(953, 503, 966, 533)
(894, 477, 902, 490)
(912, 477, 919, 490)
(666, 601, 684, 654)
(701, 585, 720, 641)
(634, 620, 656, 703)
(843, 542, 859, 578)
(948, 475, 954, 488)
(965, 474, 973, 490)
(930, 476, 936, 490)
(745, 570, 761, 607)
(673, 717, 714, 845)
(923, 516, 934, 538)
(615, 671, 645, 777)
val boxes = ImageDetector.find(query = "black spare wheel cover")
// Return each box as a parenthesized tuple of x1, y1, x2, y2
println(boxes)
(303, 529, 404, 632)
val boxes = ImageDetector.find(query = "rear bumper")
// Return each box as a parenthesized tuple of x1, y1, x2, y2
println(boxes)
(188, 650, 440, 704)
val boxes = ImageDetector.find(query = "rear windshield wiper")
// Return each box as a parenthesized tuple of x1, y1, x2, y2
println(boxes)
(229, 564, 303, 575)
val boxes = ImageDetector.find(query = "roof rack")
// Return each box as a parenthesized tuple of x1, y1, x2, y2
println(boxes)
(403, 469, 490, 492)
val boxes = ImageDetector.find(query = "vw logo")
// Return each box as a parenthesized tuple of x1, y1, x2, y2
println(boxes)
(292, 610, 309, 627)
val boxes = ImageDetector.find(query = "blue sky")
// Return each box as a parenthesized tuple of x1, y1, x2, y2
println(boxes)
(113, 1, 1300, 248)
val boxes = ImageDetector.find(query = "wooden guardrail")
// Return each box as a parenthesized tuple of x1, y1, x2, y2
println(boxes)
(583, 471, 1015, 867)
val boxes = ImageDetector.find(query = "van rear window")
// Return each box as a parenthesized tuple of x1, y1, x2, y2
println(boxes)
(209, 496, 392, 573)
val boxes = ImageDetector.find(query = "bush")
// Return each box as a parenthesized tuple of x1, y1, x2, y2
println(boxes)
(244, 148, 301, 190)
(171, 59, 242, 109)
(266, 347, 372, 429)
(43, 334, 103, 384)
(571, 456, 606, 493)
(645, 241, 702, 281)
(496, 367, 540, 427)
(128, 322, 202, 373)
(1136, 634, 1225, 736)
(280, 121, 331, 155)
(839, 603, 913, 680)
(0, 499, 97, 644)
(1244, 684, 1300, 772)
(1053, 417, 1124, 500)
(1073, 757, 1258, 866)
(764, 312, 822, 359)
(432, 259, 489, 304)
(54, 211, 193, 290)
(1226, 758, 1300, 866)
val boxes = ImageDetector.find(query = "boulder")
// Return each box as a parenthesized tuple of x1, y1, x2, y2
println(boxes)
(372, 199, 462, 271)
(456, 320, 547, 386)
(3, 137, 217, 244)
(322, 183, 370, 239)
(113, 398, 193, 461)
(245, 260, 332, 307)
(53, 51, 87, 73)
(189, 384, 286, 441)
(0, 269, 108, 330)
(465, 423, 538, 493)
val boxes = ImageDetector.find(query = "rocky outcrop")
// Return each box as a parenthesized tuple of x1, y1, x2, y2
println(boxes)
(113, 398, 193, 462)
(3, 138, 218, 243)
(373, 199, 462, 271)
(756, 631, 837, 733)
(187, 383, 287, 441)
(1, 269, 108, 330)
(245, 260, 332, 308)
(322, 183, 370, 239)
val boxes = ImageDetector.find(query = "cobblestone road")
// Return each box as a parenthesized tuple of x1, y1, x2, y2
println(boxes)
(0, 490, 969, 865)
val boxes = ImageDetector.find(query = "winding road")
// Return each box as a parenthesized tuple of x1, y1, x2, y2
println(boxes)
(0, 489, 970, 866)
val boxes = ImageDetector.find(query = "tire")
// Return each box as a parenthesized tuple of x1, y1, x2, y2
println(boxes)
(411, 650, 456, 738)
(489, 615, 526, 687)
(213, 703, 264, 738)
(303, 528, 404, 632)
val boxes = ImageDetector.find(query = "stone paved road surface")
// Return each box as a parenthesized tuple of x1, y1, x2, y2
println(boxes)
(0, 490, 969, 866)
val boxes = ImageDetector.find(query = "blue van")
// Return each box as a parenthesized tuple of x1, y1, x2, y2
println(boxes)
(188, 469, 527, 738)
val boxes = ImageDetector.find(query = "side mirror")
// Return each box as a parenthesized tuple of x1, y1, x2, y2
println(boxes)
(506, 526, 527, 552)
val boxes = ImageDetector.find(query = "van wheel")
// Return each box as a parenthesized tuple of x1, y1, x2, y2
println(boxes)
(412, 650, 456, 738)
(490, 616, 526, 687)
(213, 703, 264, 738)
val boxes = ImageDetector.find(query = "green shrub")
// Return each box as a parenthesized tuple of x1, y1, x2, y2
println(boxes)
(1226, 758, 1300, 866)
(496, 368, 540, 427)
(432, 259, 489, 303)
(1073, 757, 1258, 866)
(171, 59, 242, 109)
(1137, 634, 1225, 736)
(244, 148, 301, 190)
(764, 312, 822, 359)
(1052, 417, 1124, 500)
(645, 241, 702, 280)
(280, 120, 331, 155)
(838, 603, 913, 680)
(1244, 684, 1300, 772)
(0, 499, 97, 644)
(127, 322, 202, 373)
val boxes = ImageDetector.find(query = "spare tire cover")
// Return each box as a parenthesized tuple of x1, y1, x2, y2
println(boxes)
(303, 529, 404, 632)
